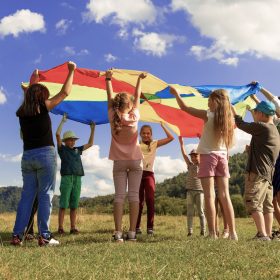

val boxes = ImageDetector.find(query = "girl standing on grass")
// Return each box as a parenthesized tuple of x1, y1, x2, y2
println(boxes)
(12, 61, 76, 246)
(105, 69, 147, 242)
(136, 123, 174, 235)
(170, 86, 237, 240)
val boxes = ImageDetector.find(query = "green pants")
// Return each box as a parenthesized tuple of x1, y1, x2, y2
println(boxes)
(59, 175, 82, 209)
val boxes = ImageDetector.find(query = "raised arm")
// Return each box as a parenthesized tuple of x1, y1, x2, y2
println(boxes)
(178, 136, 191, 166)
(169, 86, 207, 121)
(134, 72, 147, 108)
(56, 114, 67, 148)
(21, 69, 40, 94)
(157, 122, 174, 148)
(45, 61, 76, 111)
(83, 123, 96, 151)
(105, 69, 114, 109)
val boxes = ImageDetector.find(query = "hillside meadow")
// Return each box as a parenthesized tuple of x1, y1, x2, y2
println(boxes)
(1, 213, 280, 280)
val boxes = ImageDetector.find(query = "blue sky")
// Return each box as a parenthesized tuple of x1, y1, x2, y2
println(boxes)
(0, 0, 279, 197)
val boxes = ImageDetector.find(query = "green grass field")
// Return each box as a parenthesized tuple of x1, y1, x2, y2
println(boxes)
(1, 213, 280, 280)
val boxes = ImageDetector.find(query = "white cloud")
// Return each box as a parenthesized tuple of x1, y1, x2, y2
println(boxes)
(190, 45, 239, 66)
(118, 28, 129, 39)
(171, 0, 280, 64)
(104, 53, 118, 63)
(64, 46, 90, 56)
(0, 153, 22, 162)
(84, 0, 157, 26)
(34, 54, 42, 64)
(61, 2, 75, 10)
(55, 19, 72, 35)
(133, 29, 186, 57)
(229, 128, 251, 156)
(0, 86, 7, 104)
(154, 156, 186, 182)
(0, 9, 45, 38)
(81, 146, 113, 181)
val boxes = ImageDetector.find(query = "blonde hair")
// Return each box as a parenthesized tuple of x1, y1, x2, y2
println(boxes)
(209, 89, 234, 149)
(112, 92, 132, 134)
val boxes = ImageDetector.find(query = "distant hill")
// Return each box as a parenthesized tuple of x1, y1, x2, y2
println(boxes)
(0, 186, 60, 213)
(0, 153, 247, 216)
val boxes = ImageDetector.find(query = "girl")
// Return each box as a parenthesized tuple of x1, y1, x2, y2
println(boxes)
(12, 61, 76, 246)
(170, 86, 237, 240)
(136, 123, 174, 235)
(105, 69, 146, 242)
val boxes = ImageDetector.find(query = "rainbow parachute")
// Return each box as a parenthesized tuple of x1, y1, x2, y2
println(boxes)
(28, 62, 258, 137)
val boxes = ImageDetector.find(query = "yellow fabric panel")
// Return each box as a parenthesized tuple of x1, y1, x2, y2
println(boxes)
(100, 69, 167, 93)
(22, 82, 108, 101)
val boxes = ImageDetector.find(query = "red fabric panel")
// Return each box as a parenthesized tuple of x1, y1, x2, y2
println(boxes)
(29, 62, 135, 94)
(148, 101, 204, 137)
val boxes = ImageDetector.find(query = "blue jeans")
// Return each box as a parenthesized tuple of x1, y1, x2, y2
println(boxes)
(13, 146, 57, 239)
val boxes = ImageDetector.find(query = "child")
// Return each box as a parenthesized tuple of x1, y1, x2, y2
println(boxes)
(56, 115, 95, 234)
(12, 61, 76, 246)
(249, 84, 280, 236)
(233, 100, 280, 240)
(105, 69, 146, 242)
(136, 123, 174, 235)
(170, 86, 237, 240)
(178, 136, 206, 236)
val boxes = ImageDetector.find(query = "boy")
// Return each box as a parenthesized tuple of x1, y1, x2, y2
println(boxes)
(232, 100, 280, 240)
(179, 136, 206, 236)
(56, 115, 95, 234)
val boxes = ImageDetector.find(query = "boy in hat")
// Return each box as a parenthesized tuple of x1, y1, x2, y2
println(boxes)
(232, 100, 280, 240)
(179, 137, 206, 236)
(56, 115, 95, 234)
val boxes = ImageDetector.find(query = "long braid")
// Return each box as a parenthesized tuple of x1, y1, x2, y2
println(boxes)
(112, 92, 131, 135)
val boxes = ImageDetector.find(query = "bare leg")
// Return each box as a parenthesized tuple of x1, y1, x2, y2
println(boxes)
(58, 208, 65, 230)
(273, 197, 280, 227)
(251, 211, 267, 236)
(264, 212, 273, 237)
(70, 208, 77, 229)
(200, 177, 216, 237)
(216, 177, 236, 237)
(214, 196, 219, 236)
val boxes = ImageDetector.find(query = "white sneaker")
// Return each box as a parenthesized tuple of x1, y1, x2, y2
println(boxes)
(222, 231, 230, 239)
(38, 235, 59, 246)
(114, 231, 124, 243)
(126, 231, 137, 241)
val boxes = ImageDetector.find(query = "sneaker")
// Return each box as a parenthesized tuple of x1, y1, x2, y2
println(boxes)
(114, 231, 124, 243)
(70, 228, 79, 235)
(38, 235, 60, 246)
(228, 233, 238, 241)
(147, 229, 154, 235)
(187, 232, 193, 237)
(57, 228, 65, 235)
(136, 228, 142, 235)
(222, 231, 230, 239)
(126, 231, 137, 241)
(11, 235, 22, 246)
(252, 232, 271, 241)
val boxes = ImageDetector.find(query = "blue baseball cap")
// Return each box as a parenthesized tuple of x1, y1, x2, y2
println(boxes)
(254, 101, 276, 116)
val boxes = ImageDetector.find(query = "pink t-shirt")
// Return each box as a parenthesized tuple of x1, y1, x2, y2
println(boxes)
(108, 108, 143, 160)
